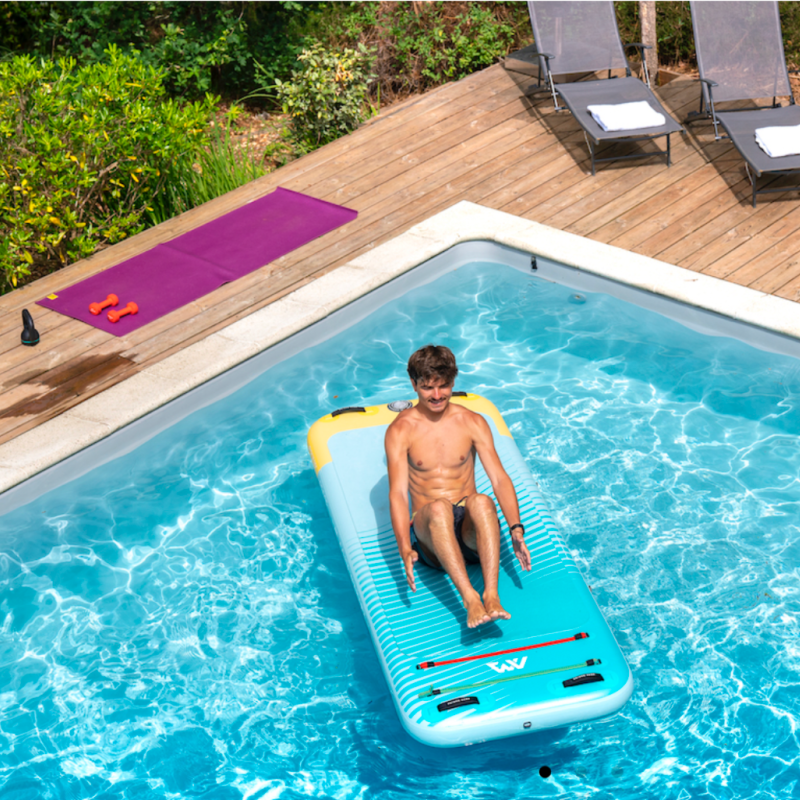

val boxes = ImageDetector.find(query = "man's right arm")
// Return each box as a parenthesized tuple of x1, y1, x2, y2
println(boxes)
(385, 420, 418, 592)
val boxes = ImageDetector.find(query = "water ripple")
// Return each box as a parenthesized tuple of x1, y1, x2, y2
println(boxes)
(1, 262, 800, 798)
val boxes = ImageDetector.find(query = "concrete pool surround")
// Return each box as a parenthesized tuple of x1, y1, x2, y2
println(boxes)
(2, 200, 800, 496)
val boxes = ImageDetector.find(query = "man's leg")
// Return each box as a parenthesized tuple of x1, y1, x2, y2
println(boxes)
(412, 499, 491, 628)
(461, 494, 511, 621)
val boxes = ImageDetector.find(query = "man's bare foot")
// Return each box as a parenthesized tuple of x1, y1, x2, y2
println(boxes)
(465, 595, 491, 628)
(483, 593, 511, 622)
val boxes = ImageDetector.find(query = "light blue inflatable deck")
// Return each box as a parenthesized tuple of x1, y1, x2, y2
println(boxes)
(307, 394, 633, 747)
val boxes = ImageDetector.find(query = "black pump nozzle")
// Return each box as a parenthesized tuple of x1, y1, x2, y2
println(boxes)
(21, 309, 39, 346)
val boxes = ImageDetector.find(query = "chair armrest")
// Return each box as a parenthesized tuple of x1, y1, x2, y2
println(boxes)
(622, 42, 652, 85)
(528, 51, 554, 78)
(696, 77, 723, 138)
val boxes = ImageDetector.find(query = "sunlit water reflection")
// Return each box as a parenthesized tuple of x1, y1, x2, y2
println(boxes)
(1, 262, 799, 799)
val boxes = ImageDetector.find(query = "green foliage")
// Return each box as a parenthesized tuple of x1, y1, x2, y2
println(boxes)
(147, 113, 268, 226)
(780, 1, 800, 69)
(0, 46, 216, 293)
(314, 1, 526, 100)
(271, 40, 376, 151)
(615, 2, 695, 67)
(393, 3, 513, 88)
(147, 12, 249, 96)
(1, 1, 534, 107)
(0, 1, 320, 102)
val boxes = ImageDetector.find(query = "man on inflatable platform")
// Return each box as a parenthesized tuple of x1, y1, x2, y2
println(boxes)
(385, 345, 532, 628)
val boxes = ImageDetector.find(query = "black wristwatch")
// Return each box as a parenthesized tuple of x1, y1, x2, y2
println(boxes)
(510, 523, 525, 536)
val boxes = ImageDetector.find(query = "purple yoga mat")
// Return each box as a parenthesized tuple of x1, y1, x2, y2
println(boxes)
(37, 188, 358, 336)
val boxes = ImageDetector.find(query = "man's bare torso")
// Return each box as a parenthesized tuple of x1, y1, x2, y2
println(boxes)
(395, 403, 479, 513)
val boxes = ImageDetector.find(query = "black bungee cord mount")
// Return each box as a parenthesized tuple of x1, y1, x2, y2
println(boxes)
(21, 309, 40, 346)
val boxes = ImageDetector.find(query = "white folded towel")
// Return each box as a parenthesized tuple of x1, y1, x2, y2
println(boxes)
(755, 124, 800, 158)
(587, 100, 666, 132)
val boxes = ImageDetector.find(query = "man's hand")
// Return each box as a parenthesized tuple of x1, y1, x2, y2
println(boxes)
(402, 548, 418, 591)
(512, 533, 531, 571)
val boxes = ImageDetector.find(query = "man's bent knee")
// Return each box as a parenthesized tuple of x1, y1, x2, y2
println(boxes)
(466, 493, 496, 517)
(427, 498, 454, 526)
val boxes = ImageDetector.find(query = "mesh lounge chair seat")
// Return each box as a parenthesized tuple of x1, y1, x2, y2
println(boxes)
(527, 1, 682, 175)
(689, 1, 800, 207)
(716, 106, 800, 178)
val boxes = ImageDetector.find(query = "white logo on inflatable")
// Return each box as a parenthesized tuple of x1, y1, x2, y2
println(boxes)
(487, 657, 527, 673)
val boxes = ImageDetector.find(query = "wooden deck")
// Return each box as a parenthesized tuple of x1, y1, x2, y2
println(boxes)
(3, 58, 800, 447)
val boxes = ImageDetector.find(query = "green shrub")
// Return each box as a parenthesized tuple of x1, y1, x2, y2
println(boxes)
(270, 40, 376, 152)
(390, 2, 518, 89)
(0, 46, 216, 292)
(780, 1, 800, 69)
(0, 1, 321, 103)
(313, 1, 525, 100)
(147, 113, 268, 226)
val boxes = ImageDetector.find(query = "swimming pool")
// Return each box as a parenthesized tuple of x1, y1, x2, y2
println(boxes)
(1, 239, 799, 798)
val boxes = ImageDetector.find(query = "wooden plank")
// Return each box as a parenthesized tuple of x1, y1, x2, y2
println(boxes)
(774, 266, 800, 303)
(598, 163, 745, 250)
(525, 125, 703, 230)
(306, 85, 537, 208)
(750, 259, 800, 296)
(561, 151, 713, 236)
(0, 345, 138, 444)
(657, 193, 800, 271)
(120, 118, 556, 365)
(500, 83, 701, 226)
(698, 203, 800, 280)
(0, 325, 111, 388)
(611, 171, 751, 256)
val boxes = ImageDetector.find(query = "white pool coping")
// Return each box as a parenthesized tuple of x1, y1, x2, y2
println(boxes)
(2, 200, 800, 495)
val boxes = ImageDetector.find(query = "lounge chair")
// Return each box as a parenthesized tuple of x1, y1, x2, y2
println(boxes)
(527, 1, 683, 175)
(689, 0, 800, 207)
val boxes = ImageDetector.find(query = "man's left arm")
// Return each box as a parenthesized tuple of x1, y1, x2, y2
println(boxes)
(472, 415, 532, 571)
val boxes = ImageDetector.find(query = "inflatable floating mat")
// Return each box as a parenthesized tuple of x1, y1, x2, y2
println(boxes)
(307, 393, 633, 747)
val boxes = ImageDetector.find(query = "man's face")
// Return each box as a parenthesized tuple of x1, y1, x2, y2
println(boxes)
(412, 375, 453, 414)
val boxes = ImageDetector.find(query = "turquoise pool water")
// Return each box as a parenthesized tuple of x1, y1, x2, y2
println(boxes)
(1, 260, 800, 799)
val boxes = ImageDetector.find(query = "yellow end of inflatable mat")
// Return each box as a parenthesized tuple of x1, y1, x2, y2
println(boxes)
(307, 393, 511, 473)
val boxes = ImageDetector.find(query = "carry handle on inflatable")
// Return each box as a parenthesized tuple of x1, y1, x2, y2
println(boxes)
(331, 406, 366, 417)
(563, 672, 604, 688)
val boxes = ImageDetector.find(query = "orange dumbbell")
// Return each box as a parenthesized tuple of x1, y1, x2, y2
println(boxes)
(108, 301, 138, 323)
(89, 293, 118, 315)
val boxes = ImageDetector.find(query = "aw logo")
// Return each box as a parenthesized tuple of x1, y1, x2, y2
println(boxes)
(487, 656, 527, 673)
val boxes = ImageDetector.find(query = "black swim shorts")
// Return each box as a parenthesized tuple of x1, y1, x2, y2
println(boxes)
(409, 498, 480, 569)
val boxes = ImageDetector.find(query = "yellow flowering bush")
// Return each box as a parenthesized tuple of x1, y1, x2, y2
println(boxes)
(0, 46, 217, 292)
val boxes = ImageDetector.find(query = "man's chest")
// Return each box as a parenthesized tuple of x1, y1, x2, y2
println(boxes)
(407, 431, 474, 471)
